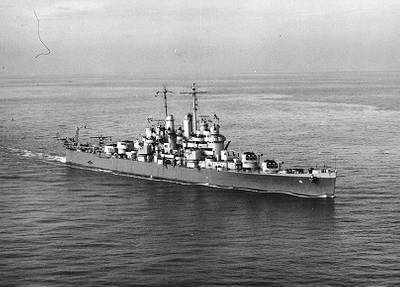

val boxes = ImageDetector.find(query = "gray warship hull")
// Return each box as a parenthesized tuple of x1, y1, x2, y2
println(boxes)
(66, 150, 336, 198)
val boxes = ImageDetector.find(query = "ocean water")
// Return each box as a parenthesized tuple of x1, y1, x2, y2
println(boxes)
(1, 72, 399, 285)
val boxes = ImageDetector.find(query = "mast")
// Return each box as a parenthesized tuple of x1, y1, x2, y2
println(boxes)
(180, 83, 207, 132)
(155, 86, 173, 117)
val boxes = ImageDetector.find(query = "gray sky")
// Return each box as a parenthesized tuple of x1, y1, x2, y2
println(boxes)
(1, 0, 400, 77)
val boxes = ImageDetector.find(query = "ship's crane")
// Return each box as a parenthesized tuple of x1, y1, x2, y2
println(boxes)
(56, 124, 88, 149)
(155, 85, 173, 117)
(68, 124, 88, 143)
(180, 83, 207, 132)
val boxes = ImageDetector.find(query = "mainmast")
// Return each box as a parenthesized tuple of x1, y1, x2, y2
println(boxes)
(155, 86, 173, 117)
(180, 83, 207, 132)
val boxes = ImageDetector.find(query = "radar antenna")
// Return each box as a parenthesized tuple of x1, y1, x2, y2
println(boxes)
(180, 83, 207, 132)
(155, 85, 173, 117)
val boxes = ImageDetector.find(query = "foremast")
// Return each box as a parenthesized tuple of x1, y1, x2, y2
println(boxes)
(155, 86, 173, 117)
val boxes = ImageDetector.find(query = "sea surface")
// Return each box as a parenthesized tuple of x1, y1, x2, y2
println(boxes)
(1, 72, 399, 286)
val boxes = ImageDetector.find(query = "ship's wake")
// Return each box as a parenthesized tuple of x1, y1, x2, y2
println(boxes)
(5, 147, 66, 163)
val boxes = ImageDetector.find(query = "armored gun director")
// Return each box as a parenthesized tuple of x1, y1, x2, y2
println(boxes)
(63, 83, 337, 198)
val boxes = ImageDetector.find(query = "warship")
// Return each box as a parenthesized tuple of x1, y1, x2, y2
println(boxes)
(62, 83, 337, 198)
